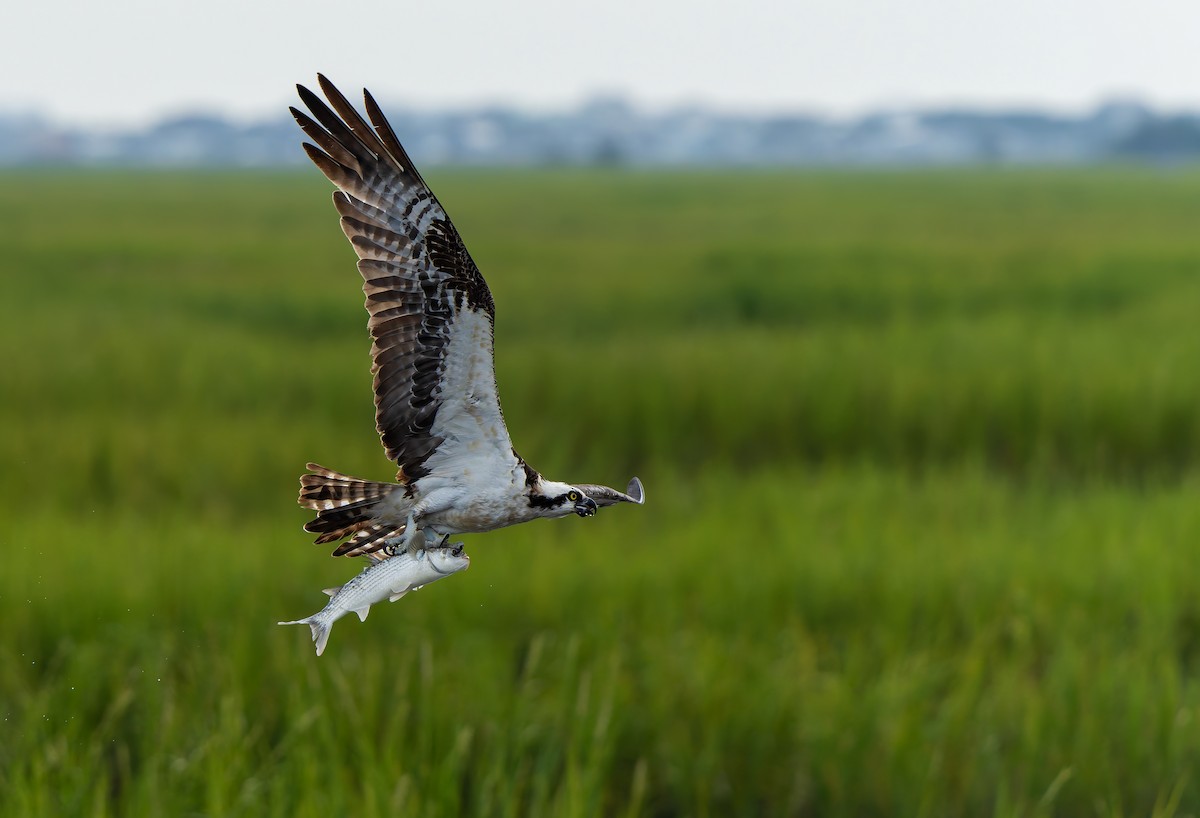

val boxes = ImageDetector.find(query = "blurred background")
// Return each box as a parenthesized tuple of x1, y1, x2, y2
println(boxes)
(3, 0, 1200, 167)
(3, 2, 1200, 816)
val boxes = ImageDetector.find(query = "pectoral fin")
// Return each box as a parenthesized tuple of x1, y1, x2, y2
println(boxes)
(389, 582, 426, 602)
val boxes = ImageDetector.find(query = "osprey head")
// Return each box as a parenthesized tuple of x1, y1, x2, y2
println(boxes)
(529, 480, 598, 518)
(573, 489, 598, 517)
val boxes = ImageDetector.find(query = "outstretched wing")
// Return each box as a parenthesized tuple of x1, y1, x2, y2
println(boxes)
(576, 477, 646, 507)
(293, 75, 512, 483)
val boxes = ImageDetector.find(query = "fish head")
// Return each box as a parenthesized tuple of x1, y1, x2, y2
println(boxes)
(426, 542, 471, 576)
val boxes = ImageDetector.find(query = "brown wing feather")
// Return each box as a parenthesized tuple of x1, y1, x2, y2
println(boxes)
(294, 76, 498, 482)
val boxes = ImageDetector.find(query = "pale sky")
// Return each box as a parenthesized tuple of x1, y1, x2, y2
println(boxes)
(2, 0, 1197, 126)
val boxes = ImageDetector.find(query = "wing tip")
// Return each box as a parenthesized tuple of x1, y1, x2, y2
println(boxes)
(626, 476, 645, 505)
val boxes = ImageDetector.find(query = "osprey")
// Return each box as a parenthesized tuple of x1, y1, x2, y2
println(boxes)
(292, 76, 644, 557)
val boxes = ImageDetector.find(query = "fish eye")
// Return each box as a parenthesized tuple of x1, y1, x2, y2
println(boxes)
(567, 490, 580, 502)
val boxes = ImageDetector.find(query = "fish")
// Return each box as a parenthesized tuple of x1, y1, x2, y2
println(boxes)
(279, 542, 470, 655)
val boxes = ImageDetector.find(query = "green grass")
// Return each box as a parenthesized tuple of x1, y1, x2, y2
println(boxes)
(3, 167, 1200, 816)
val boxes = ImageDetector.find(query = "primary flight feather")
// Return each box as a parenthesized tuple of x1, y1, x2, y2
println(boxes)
(292, 75, 644, 557)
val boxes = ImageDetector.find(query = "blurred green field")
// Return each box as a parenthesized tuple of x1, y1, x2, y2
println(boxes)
(3, 167, 1200, 817)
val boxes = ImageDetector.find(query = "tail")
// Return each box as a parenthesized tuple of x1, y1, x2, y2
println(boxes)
(298, 463, 405, 556)
(278, 615, 333, 657)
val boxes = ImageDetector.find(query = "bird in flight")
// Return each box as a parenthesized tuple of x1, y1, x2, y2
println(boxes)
(291, 75, 644, 558)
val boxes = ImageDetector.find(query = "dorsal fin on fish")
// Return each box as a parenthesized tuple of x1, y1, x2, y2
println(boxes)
(322, 586, 341, 597)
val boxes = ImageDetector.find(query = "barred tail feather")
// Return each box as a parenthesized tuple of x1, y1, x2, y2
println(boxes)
(299, 463, 400, 555)
(331, 523, 407, 557)
(299, 462, 394, 510)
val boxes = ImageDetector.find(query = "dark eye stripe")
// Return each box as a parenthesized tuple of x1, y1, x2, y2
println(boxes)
(528, 492, 569, 509)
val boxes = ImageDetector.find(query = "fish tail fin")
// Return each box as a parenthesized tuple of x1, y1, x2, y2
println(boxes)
(277, 615, 333, 657)
(299, 463, 401, 556)
(311, 620, 332, 656)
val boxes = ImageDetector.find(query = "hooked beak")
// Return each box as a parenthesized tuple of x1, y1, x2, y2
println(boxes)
(574, 496, 598, 517)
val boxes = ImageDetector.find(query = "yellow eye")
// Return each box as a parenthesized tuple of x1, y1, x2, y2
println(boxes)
(568, 491, 580, 502)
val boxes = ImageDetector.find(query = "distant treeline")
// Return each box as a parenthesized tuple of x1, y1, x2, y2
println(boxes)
(3, 97, 1200, 167)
